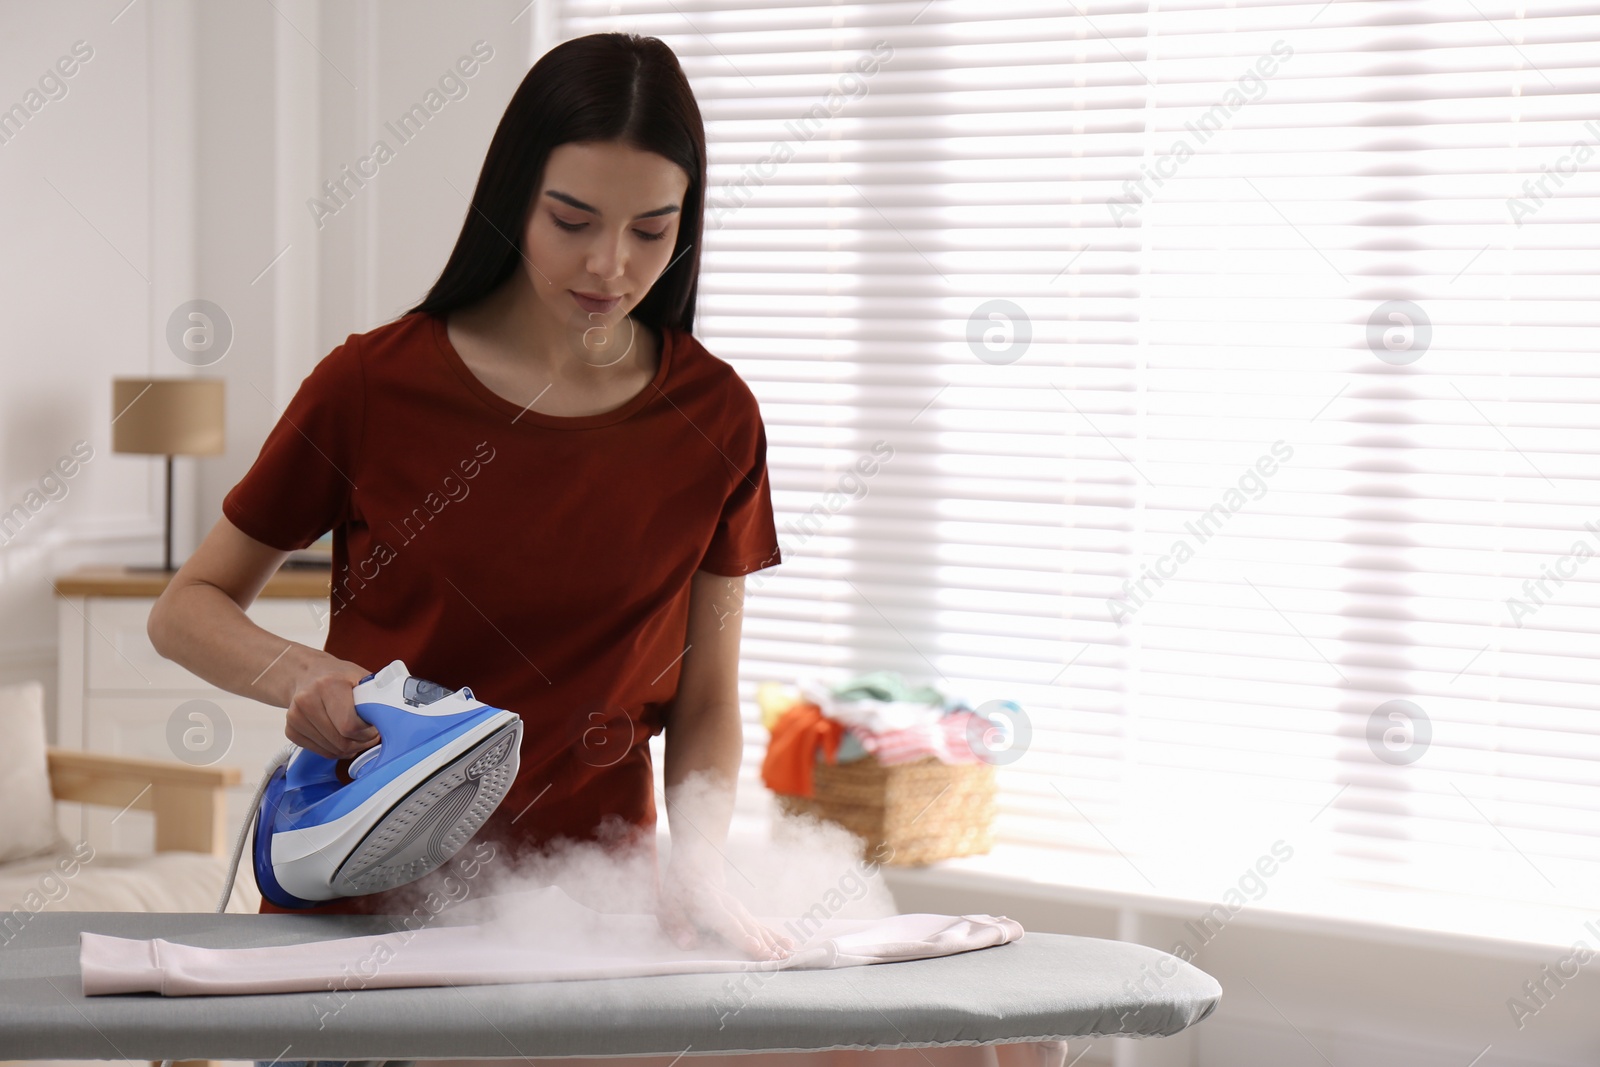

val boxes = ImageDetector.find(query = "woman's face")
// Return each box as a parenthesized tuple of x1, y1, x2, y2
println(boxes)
(522, 140, 690, 334)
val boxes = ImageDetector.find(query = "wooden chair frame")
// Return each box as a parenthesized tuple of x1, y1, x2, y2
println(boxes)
(0, 748, 243, 1067)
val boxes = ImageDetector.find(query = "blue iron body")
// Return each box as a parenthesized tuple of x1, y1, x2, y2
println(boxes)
(252, 659, 522, 909)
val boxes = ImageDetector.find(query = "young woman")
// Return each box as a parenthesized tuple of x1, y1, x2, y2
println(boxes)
(148, 30, 794, 980)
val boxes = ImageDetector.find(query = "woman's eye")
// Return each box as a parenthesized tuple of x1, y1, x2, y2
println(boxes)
(551, 215, 667, 242)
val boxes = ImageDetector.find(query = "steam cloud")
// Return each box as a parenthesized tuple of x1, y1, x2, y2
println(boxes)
(449, 770, 899, 956)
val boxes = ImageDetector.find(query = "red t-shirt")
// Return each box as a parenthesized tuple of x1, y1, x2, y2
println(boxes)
(222, 311, 781, 915)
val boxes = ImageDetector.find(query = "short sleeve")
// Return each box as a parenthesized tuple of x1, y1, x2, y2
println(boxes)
(221, 338, 364, 552)
(698, 380, 781, 577)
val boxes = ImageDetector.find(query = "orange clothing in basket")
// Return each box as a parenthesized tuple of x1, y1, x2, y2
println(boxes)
(760, 702, 845, 798)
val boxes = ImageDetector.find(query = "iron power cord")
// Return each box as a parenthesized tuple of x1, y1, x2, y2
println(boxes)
(156, 743, 296, 1067)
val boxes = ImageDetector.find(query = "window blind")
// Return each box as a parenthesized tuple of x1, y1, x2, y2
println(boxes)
(564, 0, 1600, 939)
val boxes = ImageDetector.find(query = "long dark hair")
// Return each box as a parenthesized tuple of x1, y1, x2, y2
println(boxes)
(402, 33, 706, 334)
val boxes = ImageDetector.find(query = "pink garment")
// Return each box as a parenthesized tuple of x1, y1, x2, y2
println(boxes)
(412, 1040, 1071, 1067)
(79, 885, 1023, 997)
(855, 711, 984, 766)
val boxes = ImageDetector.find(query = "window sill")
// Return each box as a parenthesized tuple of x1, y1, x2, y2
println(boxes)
(877, 841, 1598, 965)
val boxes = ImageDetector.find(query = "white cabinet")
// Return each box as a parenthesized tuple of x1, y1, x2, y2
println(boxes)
(53, 566, 330, 857)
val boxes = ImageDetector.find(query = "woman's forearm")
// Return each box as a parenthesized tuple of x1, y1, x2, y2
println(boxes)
(148, 580, 337, 709)
(661, 699, 744, 870)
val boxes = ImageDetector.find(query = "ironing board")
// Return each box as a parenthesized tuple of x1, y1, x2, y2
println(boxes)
(0, 911, 1221, 1061)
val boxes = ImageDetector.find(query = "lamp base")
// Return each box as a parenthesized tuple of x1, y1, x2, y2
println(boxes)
(124, 454, 179, 573)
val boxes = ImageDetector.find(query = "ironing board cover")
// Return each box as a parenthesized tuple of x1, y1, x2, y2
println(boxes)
(0, 911, 1222, 1060)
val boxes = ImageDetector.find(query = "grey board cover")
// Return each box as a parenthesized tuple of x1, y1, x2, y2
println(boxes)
(0, 911, 1221, 1060)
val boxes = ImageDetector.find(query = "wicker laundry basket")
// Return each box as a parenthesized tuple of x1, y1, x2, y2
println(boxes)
(775, 752, 996, 866)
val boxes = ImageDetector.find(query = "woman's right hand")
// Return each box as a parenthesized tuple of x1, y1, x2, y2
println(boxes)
(284, 653, 378, 759)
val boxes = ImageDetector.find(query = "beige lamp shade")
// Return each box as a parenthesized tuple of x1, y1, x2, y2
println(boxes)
(111, 378, 225, 456)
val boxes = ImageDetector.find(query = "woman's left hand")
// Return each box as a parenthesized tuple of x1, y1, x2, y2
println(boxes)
(656, 857, 796, 960)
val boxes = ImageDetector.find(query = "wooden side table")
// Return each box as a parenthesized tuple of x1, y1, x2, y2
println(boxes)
(52, 564, 330, 855)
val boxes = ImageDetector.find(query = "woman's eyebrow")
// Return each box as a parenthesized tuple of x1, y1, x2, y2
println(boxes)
(545, 190, 679, 219)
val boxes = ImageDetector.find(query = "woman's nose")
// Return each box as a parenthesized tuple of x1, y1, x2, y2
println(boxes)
(585, 232, 628, 281)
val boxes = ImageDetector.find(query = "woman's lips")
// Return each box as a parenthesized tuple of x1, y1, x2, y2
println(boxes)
(570, 290, 621, 314)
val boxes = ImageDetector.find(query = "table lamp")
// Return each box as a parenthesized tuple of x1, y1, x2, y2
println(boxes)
(111, 378, 225, 572)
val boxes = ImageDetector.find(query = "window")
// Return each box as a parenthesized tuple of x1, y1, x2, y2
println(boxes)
(585, 0, 1600, 942)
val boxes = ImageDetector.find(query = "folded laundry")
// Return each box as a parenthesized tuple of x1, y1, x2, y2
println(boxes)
(762, 674, 1011, 797)
(855, 710, 984, 766)
(797, 680, 947, 736)
(79, 884, 1024, 997)
(829, 670, 947, 707)
(834, 728, 869, 763)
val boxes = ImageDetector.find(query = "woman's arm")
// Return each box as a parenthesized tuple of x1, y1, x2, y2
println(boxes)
(146, 516, 376, 760)
(661, 569, 747, 866)
(658, 569, 792, 958)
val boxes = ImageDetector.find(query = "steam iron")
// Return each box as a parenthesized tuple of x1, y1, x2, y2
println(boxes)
(251, 659, 522, 909)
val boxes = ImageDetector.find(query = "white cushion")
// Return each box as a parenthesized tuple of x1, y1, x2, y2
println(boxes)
(0, 842, 260, 927)
(0, 681, 67, 864)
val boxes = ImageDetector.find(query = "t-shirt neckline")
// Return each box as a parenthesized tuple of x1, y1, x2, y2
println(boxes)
(430, 311, 673, 430)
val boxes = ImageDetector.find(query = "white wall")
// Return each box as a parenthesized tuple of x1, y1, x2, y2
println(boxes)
(0, 3, 166, 704)
(0, 0, 539, 702)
